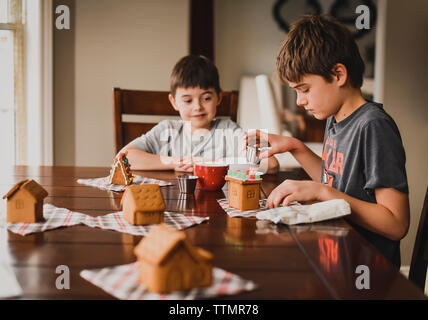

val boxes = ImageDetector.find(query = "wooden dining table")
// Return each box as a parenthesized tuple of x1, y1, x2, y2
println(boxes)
(0, 165, 426, 300)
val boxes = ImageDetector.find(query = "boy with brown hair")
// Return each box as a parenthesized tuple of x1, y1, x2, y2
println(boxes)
(248, 15, 409, 267)
(122, 55, 279, 173)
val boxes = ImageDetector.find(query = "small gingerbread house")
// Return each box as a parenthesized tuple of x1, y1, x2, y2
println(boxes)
(2, 179, 48, 223)
(109, 152, 134, 185)
(134, 224, 213, 293)
(121, 184, 165, 225)
(225, 172, 262, 211)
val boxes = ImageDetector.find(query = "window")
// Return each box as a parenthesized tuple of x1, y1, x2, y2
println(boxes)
(0, 0, 25, 167)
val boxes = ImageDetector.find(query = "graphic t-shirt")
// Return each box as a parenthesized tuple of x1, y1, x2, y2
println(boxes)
(321, 102, 408, 267)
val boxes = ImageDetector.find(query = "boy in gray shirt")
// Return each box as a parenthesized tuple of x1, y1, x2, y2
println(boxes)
(248, 16, 409, 267)
(122, 55, 279, 173)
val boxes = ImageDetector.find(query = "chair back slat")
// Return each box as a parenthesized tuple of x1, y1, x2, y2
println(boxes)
(113, 88, 239, 153)
(120, 89, 177, 115)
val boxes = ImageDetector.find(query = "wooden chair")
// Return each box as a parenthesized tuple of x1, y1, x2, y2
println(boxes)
(113, 88, 239, 153)
(409, 187, 428, 291)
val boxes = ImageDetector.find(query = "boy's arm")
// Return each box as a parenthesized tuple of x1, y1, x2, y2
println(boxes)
(259, 156, 280, 174)
(246, 131, 322, 181)
(323, 185, 410, 241)
(268, 180, 410, 241)
(344, 187, 410, 241)
(119, 144, 176, 170)
(120, 145, 204, 172)
(287, 138, 322, 182)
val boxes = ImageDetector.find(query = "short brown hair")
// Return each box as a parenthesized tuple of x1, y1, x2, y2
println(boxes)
(276, 15, 365, 88)
(170, 55, 221, 96)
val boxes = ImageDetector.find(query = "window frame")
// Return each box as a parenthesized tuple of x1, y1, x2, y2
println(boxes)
(1, 0, 53, 166)
(0, 2, 21, 167)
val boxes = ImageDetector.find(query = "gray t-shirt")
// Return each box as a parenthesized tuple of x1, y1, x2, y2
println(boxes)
(321, 102, 408, 267)
(130, 119, 247, 163)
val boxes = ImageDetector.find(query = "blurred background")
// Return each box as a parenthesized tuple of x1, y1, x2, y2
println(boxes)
(0, 0, 427, 282)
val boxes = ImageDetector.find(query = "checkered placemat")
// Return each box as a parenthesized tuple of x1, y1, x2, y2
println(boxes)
(77, 175, 173, 192)
(6, 204, 87, 236)
(82, 211, 209, 236)
(217, 198, 268, 218)
(80, 262, 257, 300)
(6, 204, 208, 236)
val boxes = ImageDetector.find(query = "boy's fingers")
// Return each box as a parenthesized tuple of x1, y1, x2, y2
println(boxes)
(267, 191, 282, 208)
(282, 194, 296, 207)
(175, 163, 188, 169)
(182, 165, 193, 172)
(175, 166, 193, 173)
(267, 195, 274, 208)
(259, 150, 270, 159)
(272, 194, 284, 208)
(180, 157, 192, 165)
(180, 163, 193, 169)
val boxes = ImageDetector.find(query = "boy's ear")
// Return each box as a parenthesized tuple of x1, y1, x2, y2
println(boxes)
(332, 63, 348, 87)
(216, 91, 223, 106)
(168, 93, 179, 111)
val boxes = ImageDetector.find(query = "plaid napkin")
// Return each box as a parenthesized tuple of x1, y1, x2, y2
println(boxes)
(6, 204, 208, 236)
(217, 198, 268, 218)
(82, 211, 209, 236)
(6, 204, 87, 236)
(77, 175, 173, 192)
(80, 262, 257, 300)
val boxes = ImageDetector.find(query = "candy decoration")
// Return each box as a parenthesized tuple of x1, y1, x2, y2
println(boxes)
(108, 152, 134, 185)
(225, 169, 261, 181)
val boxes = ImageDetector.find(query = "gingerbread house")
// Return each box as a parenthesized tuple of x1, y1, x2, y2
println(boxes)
(121, 184, 165, 225)
(2, 179, 48, 223)
(225, 171, 262, 211)
(134, 224, 213, 293)
(108, 152, 134, 185)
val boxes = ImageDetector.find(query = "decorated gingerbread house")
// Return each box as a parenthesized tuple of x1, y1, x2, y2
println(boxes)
(121, 184, 165, 225)
(2, 179, 48, 223)
(134, 224, 213, 293)
(225, 170, 262, 211)
(108, 152, 134, 185)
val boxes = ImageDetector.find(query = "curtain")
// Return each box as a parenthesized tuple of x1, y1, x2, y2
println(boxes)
(10, 0, 26, 164)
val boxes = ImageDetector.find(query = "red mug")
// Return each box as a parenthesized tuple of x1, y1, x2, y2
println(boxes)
(193, 162, 229, 191)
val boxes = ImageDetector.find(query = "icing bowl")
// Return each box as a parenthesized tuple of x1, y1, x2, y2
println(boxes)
(193, 162, 229, 191)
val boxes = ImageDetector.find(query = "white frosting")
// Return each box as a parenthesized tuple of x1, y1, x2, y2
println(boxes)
(109, 158, 131, 185)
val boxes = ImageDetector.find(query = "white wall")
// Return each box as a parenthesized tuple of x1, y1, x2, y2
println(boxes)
(214, 0, 285, 91)
(375, 0, 428, 266)
(73, 0, 189, 166)
(25, 0, 43, 165)
(54, 0, 75, 165)
(215, 0, 376, 92)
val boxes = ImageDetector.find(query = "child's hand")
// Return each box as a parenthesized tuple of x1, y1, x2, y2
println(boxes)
(266, 179, 326, 208)
(244, 130, 296, 159)
(173, 156, 213, 172)
(174, 156, 194, 172)
(174, 163, 194, 172)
